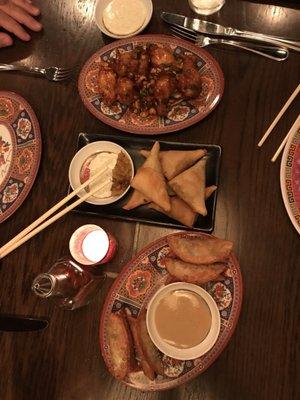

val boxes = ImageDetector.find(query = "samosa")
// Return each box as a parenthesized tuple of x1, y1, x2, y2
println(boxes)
(149, 196, 197, 227)
(169, 158, 207, 215)
(140, 148, 207, 180)
(131, 142, 170, 212)
(123, 189, 149, 210)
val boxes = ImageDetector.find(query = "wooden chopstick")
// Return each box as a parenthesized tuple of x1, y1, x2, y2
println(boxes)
(258, 83, 300, 147)
(271, 114, 300, 162)
(0, 168, 109, 259)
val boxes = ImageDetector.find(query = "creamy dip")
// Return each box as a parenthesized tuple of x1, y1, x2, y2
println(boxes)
(154, 289, 212, 349)
(82, 151, 118, 198)
(102, 0, 146, 36)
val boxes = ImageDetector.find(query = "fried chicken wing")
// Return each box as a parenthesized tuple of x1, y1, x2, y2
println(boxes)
(150, 45, 176, 67)
(117, 77, 135, 104)
(177, 55, 202, 99)
(153, 73, 175, 116)
(114, 50, 139, 77)
(154, 74, 175, 100)
(137, 48, 150, 76)
(98, 64, 117, 105)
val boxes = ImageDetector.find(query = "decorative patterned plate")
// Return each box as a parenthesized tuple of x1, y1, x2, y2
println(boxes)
(0, 92, 41, 224)
(280, 125, 300, 234)
(78, 34, 224, 135)
(99, 232, 243, 391)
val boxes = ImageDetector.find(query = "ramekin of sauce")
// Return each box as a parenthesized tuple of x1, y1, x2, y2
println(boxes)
(146, 282, 220, 360)
(94, 0, 153, 39)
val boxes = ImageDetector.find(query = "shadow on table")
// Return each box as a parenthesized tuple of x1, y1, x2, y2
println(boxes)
(0, 31, 43, 64)
(8, 329, 59, 400)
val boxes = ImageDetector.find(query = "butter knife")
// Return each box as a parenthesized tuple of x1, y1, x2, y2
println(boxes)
(161, 12, 300, 52)
(0, 314, 49, 332)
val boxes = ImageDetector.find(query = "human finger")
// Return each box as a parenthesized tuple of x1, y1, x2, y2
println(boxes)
(12, 0, 40, 16)
(1, 3, 42, 31)
(0, 9, 30, 40)
(0, 31, 13, 47)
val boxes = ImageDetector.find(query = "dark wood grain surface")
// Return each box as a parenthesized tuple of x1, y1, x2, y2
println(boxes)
(0, 1, 299, 399)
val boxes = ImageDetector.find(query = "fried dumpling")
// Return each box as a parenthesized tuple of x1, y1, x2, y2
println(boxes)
(169, 158, 207, 215)
(140, 148, 207, 180)
(164, 257, 226, 284)
(125, 309, 155, 381)
(149, 196, 197, 227)
(131, 142, 170, 212)
(137, 309, 164, 376)
(107, 311, 135, 380)
(167, 235, 233, 264)
(123, 189, 149, 210)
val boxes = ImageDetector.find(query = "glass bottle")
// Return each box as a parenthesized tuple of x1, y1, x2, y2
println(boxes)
(32, 259, 106, 310)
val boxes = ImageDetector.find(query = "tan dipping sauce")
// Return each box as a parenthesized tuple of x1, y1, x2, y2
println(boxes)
(154, 290, 212, 349)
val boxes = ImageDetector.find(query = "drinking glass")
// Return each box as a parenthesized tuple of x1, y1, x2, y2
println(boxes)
(188, 0, 225, 15)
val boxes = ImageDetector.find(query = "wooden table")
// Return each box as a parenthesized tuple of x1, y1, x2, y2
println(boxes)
(0, 1, 299, 399)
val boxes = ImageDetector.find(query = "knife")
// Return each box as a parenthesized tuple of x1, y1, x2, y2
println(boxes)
(0, 314, 49, 332)
(161, 12, 300, 52)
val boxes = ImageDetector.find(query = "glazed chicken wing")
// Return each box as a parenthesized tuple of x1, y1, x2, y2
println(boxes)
(153, 74, 175, 116)
(117, 77, 135, 104)
(98, 64, 117, 105)
(177, 55, 202, 99)
(114, 50, 139, 77)
(137, 48, 150, 77)
(150, 45, 176, 67)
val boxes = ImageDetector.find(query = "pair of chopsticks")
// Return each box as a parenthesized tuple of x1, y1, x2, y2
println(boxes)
(0, 168, 109, 260)
(258, 83, 300, 162)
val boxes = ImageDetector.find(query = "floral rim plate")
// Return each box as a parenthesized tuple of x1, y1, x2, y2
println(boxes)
(280, 125, 300, 234)
(78, 34, 224, 135)
(0, 91, 41, 224)
(99, 232, 243, 391)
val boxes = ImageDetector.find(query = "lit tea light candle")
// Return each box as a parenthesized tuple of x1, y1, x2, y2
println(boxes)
(69, 224, 117, 266)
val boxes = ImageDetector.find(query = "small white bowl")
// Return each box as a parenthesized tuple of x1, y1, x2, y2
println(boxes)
(146, 282, 220, 360)
(94, 0, 153, 39)
(69, 141, 134, 205)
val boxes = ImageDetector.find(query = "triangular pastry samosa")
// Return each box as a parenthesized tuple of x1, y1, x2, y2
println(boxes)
(169, 158, 207, 215)
(131, 142, 170, 212)
(140, 148, 207, 180)
(123, 189, 149, 210)
(205, 185, 217, 199)
(149, 196, 197, 227)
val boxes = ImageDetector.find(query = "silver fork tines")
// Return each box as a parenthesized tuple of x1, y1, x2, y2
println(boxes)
(0, 64, 73, 81)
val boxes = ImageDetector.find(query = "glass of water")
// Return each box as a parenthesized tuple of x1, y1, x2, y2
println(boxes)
(188, 0, 225, 15)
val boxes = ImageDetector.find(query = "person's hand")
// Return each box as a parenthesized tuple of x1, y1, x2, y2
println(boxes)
(0, 0, 42, 48)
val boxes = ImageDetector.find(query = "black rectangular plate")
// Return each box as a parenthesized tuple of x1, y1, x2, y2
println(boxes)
(71, 133, 221, 232)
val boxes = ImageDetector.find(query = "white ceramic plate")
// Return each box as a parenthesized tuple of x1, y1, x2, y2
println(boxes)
(94, 0, 153, 39)
(146, 282, 221, 360)
(68, 140, 134, 205)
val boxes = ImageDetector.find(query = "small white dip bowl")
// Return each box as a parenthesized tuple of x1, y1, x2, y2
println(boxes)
(68, 141, 134, 206)
(146, 282, 221, 360)
(94, 0, 153, 39)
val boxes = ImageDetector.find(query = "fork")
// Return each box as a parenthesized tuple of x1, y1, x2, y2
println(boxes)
(0, 64, 73, 81)
(170, 25, 289, 62)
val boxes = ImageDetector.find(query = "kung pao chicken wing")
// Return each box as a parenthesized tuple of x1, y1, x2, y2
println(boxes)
(97, 45, 203, 116)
